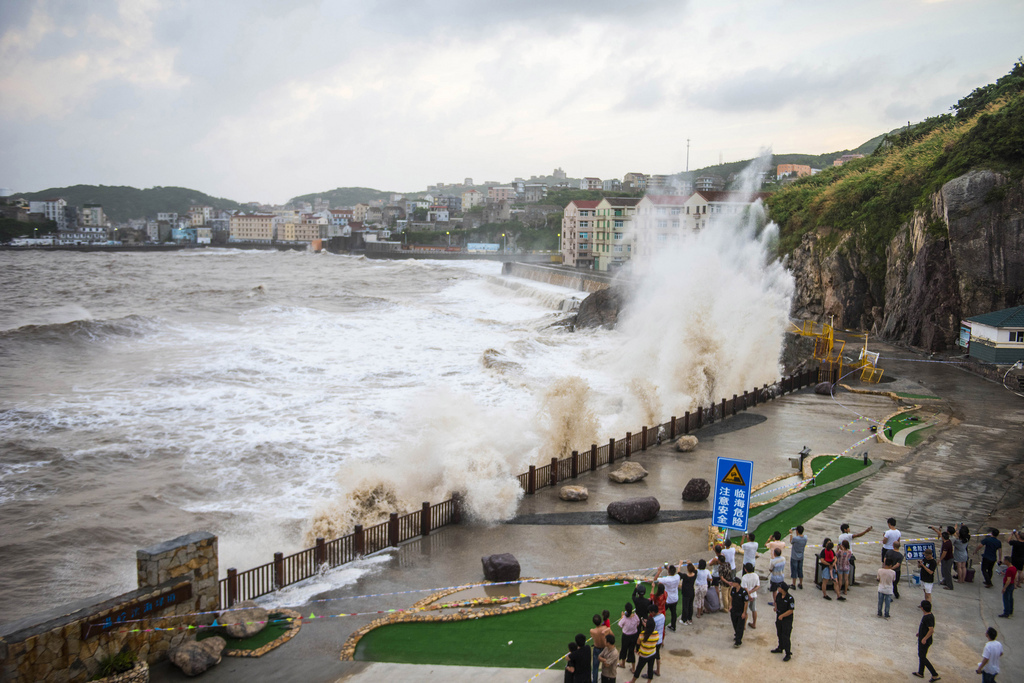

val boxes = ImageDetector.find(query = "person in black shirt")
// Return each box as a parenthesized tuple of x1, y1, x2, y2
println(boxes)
(913, 600, 939, 681)
(631, 584, 652, 628)
(728, 577, 749, 648)
(566, 633, 591, 683)
(918, 547, 938, 602)
(1008, 529, 1024, 571)
(770, 582, 795, 661)
(885, 540, 905, 599)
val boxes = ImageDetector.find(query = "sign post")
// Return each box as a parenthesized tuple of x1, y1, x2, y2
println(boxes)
(714, 457, 753, 532)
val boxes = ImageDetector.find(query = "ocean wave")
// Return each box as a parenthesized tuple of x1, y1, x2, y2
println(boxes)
(0, 314, 162, 344)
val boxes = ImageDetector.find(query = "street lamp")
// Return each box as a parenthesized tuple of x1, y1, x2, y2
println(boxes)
(557, 232, 561, 254)
(502, 232, 506, 254)
(446, 231, 450, 247)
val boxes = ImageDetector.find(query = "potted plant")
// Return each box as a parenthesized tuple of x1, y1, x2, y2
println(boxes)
(90, 650, 149, 683)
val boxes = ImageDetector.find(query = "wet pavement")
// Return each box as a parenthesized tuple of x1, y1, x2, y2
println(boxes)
(150, 336, 1023, 683)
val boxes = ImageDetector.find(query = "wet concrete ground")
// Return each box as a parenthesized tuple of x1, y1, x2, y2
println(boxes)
(150, 337, 1023, 683)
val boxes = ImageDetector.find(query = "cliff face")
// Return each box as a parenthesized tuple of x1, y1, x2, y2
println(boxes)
(789, 170, 1024, 351)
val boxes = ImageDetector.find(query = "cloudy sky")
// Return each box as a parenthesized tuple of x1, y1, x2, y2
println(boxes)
(1, 0, 1021, 203)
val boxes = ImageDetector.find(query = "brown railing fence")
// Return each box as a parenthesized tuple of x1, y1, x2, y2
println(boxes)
(219, 368, 820, 606)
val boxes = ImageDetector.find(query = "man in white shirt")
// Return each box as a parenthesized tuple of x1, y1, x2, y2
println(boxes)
(976, 626, 1002, 682)
(654, 564, 682, 631)
(741, 562, 760, 630)
(882, 517, 901, 563)
(722, 538, 737, 572)
(741, 533, 759, 574)
(838, 522, 872, 586)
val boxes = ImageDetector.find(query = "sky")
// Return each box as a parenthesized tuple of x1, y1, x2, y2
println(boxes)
(0, 0, 1022, 204)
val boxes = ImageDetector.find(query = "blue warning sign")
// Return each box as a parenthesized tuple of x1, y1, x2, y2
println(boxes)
(714, 457, 753, 532)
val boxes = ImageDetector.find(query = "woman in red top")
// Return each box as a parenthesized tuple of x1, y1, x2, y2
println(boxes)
(819, 539, 844, 601)
(650, 582, 667, 615)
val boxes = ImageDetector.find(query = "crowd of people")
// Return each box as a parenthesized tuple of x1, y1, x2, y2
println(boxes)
(560, 520, 1022, 682)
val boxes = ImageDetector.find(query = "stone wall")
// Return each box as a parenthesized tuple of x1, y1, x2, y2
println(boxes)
(0, 531, 218, 683)
(502, 262, 613, 293)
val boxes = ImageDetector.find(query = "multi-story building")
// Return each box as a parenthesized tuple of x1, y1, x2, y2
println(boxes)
(28, 198, 67, 230)
(80, 203, 106, 228)
(524, 184, 548, 203)
(632, 194, 691, 271)
(462, 189, 484, 211)
(365, 206, 383, 224)
(487, 186, 515, 202)
(682, 190, 768, 232)
(579, 177, 602, 191)
(157, 212, 178, 222)
(328, 209, 353, 227)
(189, 205, 213, 226)
(602, 179, 621, 192)
(353, 203, 369, 222)
(776, 164, 811, 178)
(428, 206, 449, 222)
(590, 197, 640, 272)
(229, 213, 275, 242)
(560, 199, 600, 269)
(694, 175, 725, 192)
(382, 205, 406, 225)
(833, 154, 865, 166)
(622, 172, 648, 192)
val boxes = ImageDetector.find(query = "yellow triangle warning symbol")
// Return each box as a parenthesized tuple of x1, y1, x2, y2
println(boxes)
(721, 464, 746, 486)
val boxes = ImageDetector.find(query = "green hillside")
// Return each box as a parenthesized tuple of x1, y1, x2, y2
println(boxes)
(12, 185, 242, 223)
(289, 187, 395, 208)
(766, 58, 1024, 271)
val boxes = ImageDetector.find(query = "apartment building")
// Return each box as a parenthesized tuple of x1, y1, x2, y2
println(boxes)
(632, 194, 691, 271)
(487, 186, 515, 202)
(28, 198, 67, 230)
(579, 177, 602, 191)
(591, 197, 640, 272)
(560, 199, 599, 268)
(353, 203, 370, 222)
(777, 164, 811, 178)
(682, 190, 768, 231)
(462, 189, 484, 211)
(229, 213, 275, 242)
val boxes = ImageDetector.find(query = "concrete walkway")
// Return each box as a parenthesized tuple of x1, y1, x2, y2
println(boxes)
(150, 338, 1023, 683)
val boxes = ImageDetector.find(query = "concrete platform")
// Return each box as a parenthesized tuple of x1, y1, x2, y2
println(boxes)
(150, 338, 1023, 683)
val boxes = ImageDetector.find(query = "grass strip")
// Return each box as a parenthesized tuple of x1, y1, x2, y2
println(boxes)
(733, 478, 867, 549)
(811, 456, 871, 486)
(356, 581, 637, 668)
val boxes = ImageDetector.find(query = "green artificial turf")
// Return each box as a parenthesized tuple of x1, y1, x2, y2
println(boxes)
(810, 455, 871, 486)
(894, 393, 941, 400)
(196, 612, 292, 650)
(904, 426, 934, 446)
(356, 581, 637, 668)
(733, 479, 867, 549)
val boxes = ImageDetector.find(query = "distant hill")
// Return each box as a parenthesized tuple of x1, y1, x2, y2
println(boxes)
(289, 187, 396, 208)
(11, 185, 242, 223)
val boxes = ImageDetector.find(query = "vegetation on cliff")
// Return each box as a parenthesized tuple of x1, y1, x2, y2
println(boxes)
(767, 59, 1024, 275)
(12, 185, 242, 223)
(289, 186, 395, 207)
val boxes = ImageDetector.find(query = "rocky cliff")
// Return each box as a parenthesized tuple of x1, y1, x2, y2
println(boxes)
(789, 170, 1024, 351)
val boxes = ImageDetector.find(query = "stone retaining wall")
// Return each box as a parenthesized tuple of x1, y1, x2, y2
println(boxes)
(0, 532, 218, 683)
(502, 262, 613, 293)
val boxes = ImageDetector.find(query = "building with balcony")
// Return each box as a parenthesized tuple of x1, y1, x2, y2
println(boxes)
(560, 199, 600, 269)
(694, 175, 725, 192)
(229, 213, 275, 242)
(632, 193, 691, 271)
(591, 197, 640, 272)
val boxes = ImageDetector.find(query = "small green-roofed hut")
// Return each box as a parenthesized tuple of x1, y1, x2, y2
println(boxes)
(962, 305, 1024, 364)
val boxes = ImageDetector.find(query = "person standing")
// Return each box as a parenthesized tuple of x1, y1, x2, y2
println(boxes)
(590, 614, 612, 683)
(976, 627, 1003, 682)
(627, 621, 658, 683)
(912, 600, 939, 681)
(768, 548, 786, 603)
(953, 524, 970, 583)
(885, 540, 905, 599)
(654, 564, 681, 631)
(977, 529, 1003, 588)
(934, 529, 955, 590)
(877, 560, 896, 618)
(882, 517, 901, 564)
(770, 581, 794, 661)
(819, 539, 844, 601)
(566, 633, 591, 683)
(631, 584, 652, 625)
(766, 531, 787, 562)
(651, 606, 665, 678)
(728, 576, 750, 648)
(616, 604, 639, 673)
(694, 559, 712, 618)
(742, 533, 759, 573)
(598, 634, 619, 683)
(741, 562, 760, 629)
(918, 547, 938, 603)
(998, 558, 1018, 618)
(789, 526, 808, 589)
(836, 540, 854, 596)
(1007, 529, 1024, 572)
(722, 538, 737, 574)
(718, 551, 734, 613)
(838, 522, 871, 585)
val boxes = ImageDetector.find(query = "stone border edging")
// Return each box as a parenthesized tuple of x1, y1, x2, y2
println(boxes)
(745, 461, 883, 530)
(873, 405, 922, 446)
(222, 608, 302, 658)
(338, 573, 648, 661)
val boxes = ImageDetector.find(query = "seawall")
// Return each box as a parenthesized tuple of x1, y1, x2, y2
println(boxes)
(500, 262, 614, 293)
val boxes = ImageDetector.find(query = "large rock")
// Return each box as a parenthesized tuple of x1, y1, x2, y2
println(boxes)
(682, 478, 711, 502)
(559, 485, 589, 501)
(169, 637, 226, 677)
(482, 553, 521, 582)
(814, 381, 835, 395)
(607, 497, 660, 523)
(675, 435, 698, 452)
(608, 461, 648, 483)
(218, 600, 268, 639)
(574, 286, 625, 329)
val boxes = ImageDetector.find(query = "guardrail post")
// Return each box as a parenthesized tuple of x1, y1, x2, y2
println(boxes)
(315, 537, 325, 566)
(528, 465, 536, 494)
(571, 450, 578, 478)
(625, 432, 632, 457)
(683, 412, 689, 434)
(452, 492, 463, 524)
(354, 524, 365, 556)
(550, 457, 558, 486)
(227, 568, 238, 607)
(696, 406, 703, 428)
(670, 416, 676, 439)
(389, 512, 399, 547)
(422, 501, 432, 537)
(274, 552, 284, 590)
(590, 444, 597, 471)
(641, 426, 648, 451)
(608, 438, 616, 464)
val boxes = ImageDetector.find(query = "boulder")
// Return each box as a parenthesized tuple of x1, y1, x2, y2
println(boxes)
(608, 461, 648, 483)
(218, 600, 268, 639)
(814, 381, 835, 395)
(607, 497, 660, 523)
(482, 553, 521, 582)
(169, 637, 225, 677)
(682, 478, 711, 502)
(675, 435, 698, 452)
(559, 485, 589, 501)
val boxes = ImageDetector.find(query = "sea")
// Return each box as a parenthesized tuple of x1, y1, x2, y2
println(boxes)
(0, 193, 794, 622)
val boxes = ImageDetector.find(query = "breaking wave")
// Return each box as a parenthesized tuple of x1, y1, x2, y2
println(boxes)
(0, 314, 162, 344)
